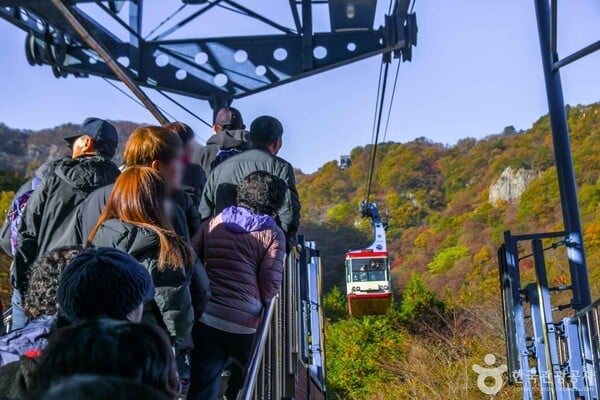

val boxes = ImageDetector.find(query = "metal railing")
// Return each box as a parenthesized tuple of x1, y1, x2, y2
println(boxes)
(240, 296, 279, 400)
(499, 230, 600, 399)
(239, 237, 326, 400)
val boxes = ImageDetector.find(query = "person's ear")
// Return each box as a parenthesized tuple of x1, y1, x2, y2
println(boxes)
(150, 160, 161, 171)
(82, 136, 95, 152)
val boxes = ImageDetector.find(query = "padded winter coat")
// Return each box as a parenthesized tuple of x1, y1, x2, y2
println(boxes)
(91, 219, 210, 342)
(14, 156, 120, 291)
(0, 316, 53, 367)
(192, 206, 286, 329)
(79, 183, 200, 243)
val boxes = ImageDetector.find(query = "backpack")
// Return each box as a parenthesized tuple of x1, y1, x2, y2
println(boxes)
(8, 178, 41, 256)
(211, 148, 242, 170)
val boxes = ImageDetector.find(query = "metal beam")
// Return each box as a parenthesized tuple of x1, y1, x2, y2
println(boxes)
(553, 39, 600, 70)
(533, 0, 591, 309)
(301, 0, 313, 70)
(49, 0, 168, 124)
(289, 0, 302, 33)
(222, 0, 296, 35)
(152, 1, 219, 42)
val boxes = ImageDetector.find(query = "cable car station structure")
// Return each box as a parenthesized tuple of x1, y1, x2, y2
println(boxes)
(0, 1, 417, 399)
(3, 0, 600, 399)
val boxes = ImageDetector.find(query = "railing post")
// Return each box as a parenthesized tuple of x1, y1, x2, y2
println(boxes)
(533, 0, 591, 309)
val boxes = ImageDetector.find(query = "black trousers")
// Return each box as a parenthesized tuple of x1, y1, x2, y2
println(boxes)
(188, 322, 255, 400)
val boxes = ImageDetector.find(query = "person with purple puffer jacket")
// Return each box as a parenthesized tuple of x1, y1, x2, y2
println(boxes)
(189, 171, 287, 400)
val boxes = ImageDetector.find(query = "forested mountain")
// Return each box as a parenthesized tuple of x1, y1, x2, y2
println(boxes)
(0, 121, 140, 175)
(297, 102, 600, 399)
(1, 103, 600, 398)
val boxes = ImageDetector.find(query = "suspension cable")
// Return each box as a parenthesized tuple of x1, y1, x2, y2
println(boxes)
(144, 3, 187, 40)
(156, 90, 212, 129)
(365, 60, 391, 206)
(382, 60, 401, 143)
(102, 78, 177, 122)
(369, 62, 384, 148)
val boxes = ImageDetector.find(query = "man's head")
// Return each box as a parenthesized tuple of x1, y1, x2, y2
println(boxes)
(164, 121, 196, 164)
(25, 246, 83, 320)
(236, 171, 287, 217)
(123, 126, 184, 192)
(64, 118, 119, 160)
(213, 107, 244, 133)
(249, 116, 283, 155)
(58, 247, 155, 323)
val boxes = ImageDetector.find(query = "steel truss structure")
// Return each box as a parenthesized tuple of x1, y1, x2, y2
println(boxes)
(500, 1, 600, 399)
(0, 0, 417, 115)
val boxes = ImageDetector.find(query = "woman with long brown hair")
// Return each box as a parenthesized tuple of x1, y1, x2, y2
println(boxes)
(88, 166, 199, 346)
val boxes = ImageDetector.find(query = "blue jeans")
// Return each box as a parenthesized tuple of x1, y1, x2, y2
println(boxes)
(188, 322, 254, 400)
(10, 288, 28, 331)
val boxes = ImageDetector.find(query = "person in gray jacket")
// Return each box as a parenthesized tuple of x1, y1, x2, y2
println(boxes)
(199, 115, 300, 244)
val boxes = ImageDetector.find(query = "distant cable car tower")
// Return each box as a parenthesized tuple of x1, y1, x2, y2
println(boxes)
(339, 155, 351, 170)
(345, 201, 392, 316)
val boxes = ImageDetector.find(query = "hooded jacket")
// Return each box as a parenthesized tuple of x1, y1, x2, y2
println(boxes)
(13, 156, 120, 291)
(198, 148, 301, 240)
(192, 206, 286, 330)
(0, 316, 54, 367)
(195, 129, 249, 176)
(91, 219, 209, 341)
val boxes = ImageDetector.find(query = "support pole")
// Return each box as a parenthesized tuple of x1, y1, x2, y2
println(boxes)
(533, 0, 591, 308)
(50, 0, 168, 124)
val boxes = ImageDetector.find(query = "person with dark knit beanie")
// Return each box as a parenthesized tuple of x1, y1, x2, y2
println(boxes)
(0, 247, 155, 400)
(58, 247, 155, 323)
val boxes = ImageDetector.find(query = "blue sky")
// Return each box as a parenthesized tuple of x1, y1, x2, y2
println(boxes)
(1, 1, 600, 173)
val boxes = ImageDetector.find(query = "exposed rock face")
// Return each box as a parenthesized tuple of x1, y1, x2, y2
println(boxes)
(489, 167, 538, 204)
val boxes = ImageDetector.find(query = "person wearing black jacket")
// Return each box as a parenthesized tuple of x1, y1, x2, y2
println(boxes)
(195, 107, 249, 176)
(12, 118, 120, 330)
(79, 125, 202, 242)
(199, 116, 301, 244)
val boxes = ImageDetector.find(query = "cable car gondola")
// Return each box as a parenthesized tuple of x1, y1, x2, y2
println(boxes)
(345, 201, 392, 316)
(339, 155, 351, 170)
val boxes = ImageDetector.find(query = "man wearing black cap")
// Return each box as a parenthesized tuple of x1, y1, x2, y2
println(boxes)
(11, 118, 120, 329)
(199, 115, 300, 245)
(195, 107, 249, 176)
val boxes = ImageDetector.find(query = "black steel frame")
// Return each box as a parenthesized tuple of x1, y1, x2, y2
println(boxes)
(0, 0, 417, 111)
(533, 0, 600, 310)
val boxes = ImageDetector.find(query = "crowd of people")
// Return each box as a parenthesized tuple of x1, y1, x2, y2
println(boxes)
(0, 107, 301, 400)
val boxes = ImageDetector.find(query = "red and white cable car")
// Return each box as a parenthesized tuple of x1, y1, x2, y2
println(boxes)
(345, 202, 392, 316)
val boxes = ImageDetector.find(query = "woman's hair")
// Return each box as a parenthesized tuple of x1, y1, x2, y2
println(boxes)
(88, 166, 193, 270)
(236, 171, 287, 215)
(163, 122, 194, 144)
(25, 246, 83, 319)
(30, 375, 172, 400)
(123, 126, 182, 167)
(33, 319, 179, 398)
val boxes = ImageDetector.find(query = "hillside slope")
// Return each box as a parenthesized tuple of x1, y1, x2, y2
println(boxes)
(1, 103, 600, 398)
(0, 121, 141, 174)
(298, 103, 600, 301)
(298, 103, 600, 399)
